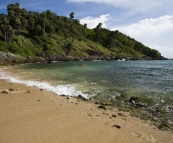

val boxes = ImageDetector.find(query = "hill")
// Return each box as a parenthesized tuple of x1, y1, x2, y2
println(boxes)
(0, 3, 166, 63)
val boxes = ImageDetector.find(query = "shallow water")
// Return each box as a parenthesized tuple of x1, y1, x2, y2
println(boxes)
(1, 60, 173, 127)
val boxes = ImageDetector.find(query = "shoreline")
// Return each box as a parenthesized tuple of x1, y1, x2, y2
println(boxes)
(0, 76, 173, 142)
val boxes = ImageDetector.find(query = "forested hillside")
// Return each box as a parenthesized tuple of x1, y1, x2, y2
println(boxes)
(0, 3, 163, 60)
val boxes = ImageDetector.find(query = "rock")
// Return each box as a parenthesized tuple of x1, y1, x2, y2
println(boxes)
(94, 101, 99, 104)
(103, 112, 109, 116)
(113, 124, 121, 129)
(135, 101, 147, 107)
(25, 90, 31, 93)
(118, 113, 126, 117)
(100, 101, 112, 106)
(158, 123, 170, 131)
(9, 88, 14, 91)
(112, 114, 117, 118)
(129, 96, 140, 103)
(77, 95, 88, 101)
(1, 90, 9, 94)
(98, 105, 106, 110)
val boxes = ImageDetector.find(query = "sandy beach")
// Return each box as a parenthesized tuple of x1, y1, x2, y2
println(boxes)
(0, 78, 173, 143)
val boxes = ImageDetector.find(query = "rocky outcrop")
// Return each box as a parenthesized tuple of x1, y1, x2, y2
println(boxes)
(0, 51, 168, 66)
(0, 52, 46, 65)
(0, 52, 25, 65)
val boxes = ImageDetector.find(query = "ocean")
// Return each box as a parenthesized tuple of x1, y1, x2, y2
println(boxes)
(0, 60, 173, 127)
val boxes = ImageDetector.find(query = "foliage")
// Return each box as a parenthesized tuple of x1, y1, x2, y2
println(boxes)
(0, 3, 162, 59)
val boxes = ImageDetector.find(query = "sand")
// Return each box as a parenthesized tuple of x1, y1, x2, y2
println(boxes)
(0, 78, 173, 143)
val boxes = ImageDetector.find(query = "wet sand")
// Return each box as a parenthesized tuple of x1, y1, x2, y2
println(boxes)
(0, 78, 173, 143)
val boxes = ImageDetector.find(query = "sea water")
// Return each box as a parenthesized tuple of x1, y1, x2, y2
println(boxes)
(0, 60, 173, 125)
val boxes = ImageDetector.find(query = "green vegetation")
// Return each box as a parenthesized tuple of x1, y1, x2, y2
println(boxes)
(0, 3, 162, 59)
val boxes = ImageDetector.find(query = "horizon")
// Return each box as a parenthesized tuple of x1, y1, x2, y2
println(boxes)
(0, 0, 173, 58)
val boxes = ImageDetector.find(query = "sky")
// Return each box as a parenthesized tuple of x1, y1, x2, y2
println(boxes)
(0, 0, 173, 58)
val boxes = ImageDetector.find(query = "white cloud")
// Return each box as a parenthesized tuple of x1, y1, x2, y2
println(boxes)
(80, 14, 110, 28)
(80, 14, 173, 58)
(111, 15, 173, 58)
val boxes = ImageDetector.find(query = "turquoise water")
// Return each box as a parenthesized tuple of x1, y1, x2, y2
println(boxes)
(1, 60, 173, 101)
(1, 60, 173, 125)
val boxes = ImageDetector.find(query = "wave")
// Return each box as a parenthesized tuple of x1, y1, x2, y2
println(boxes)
(0, 70, 89, 98)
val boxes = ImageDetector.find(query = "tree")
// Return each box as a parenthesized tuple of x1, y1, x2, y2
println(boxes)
(34, 24, 42, 35)
(28, 17, 35, 27)
(0, 14, 8, 43)
(14, 18, 21, 35)
(5, 25, 14, 42)
(21, 17, 28, 29)
(40, 12, 47, 35)
(84, 23, 87, 28)
(69, 12, 75, 20)
(7, 3, 22, 35)
(94, 22, 102, 42)
(96, 22, 102, 29)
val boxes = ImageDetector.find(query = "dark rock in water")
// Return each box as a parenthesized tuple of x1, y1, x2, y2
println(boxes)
(100, 101, 112, 106)
(135, 101, 147, 107)
(128, 96, 147, 107)
(113, 124, 121, 129)
(98, 105, 106, 110)
(77, 95, 88, 101)
(94, 101, 99, 104)
(47, 60, 53, 64)
(129, 96, 140, 103)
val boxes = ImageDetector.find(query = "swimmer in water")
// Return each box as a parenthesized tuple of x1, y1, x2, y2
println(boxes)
(81, 63, 85, 66)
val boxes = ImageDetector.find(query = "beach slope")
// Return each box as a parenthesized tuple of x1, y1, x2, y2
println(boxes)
(0, 79, 172, 143)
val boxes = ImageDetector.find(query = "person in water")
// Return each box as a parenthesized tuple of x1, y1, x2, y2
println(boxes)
(81, 63, 85, 66)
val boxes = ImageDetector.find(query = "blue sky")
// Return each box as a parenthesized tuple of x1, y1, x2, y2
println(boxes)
(0, 0, 173, 58)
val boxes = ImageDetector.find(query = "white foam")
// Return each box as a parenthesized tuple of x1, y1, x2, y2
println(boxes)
(0, 70, 89, 98)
